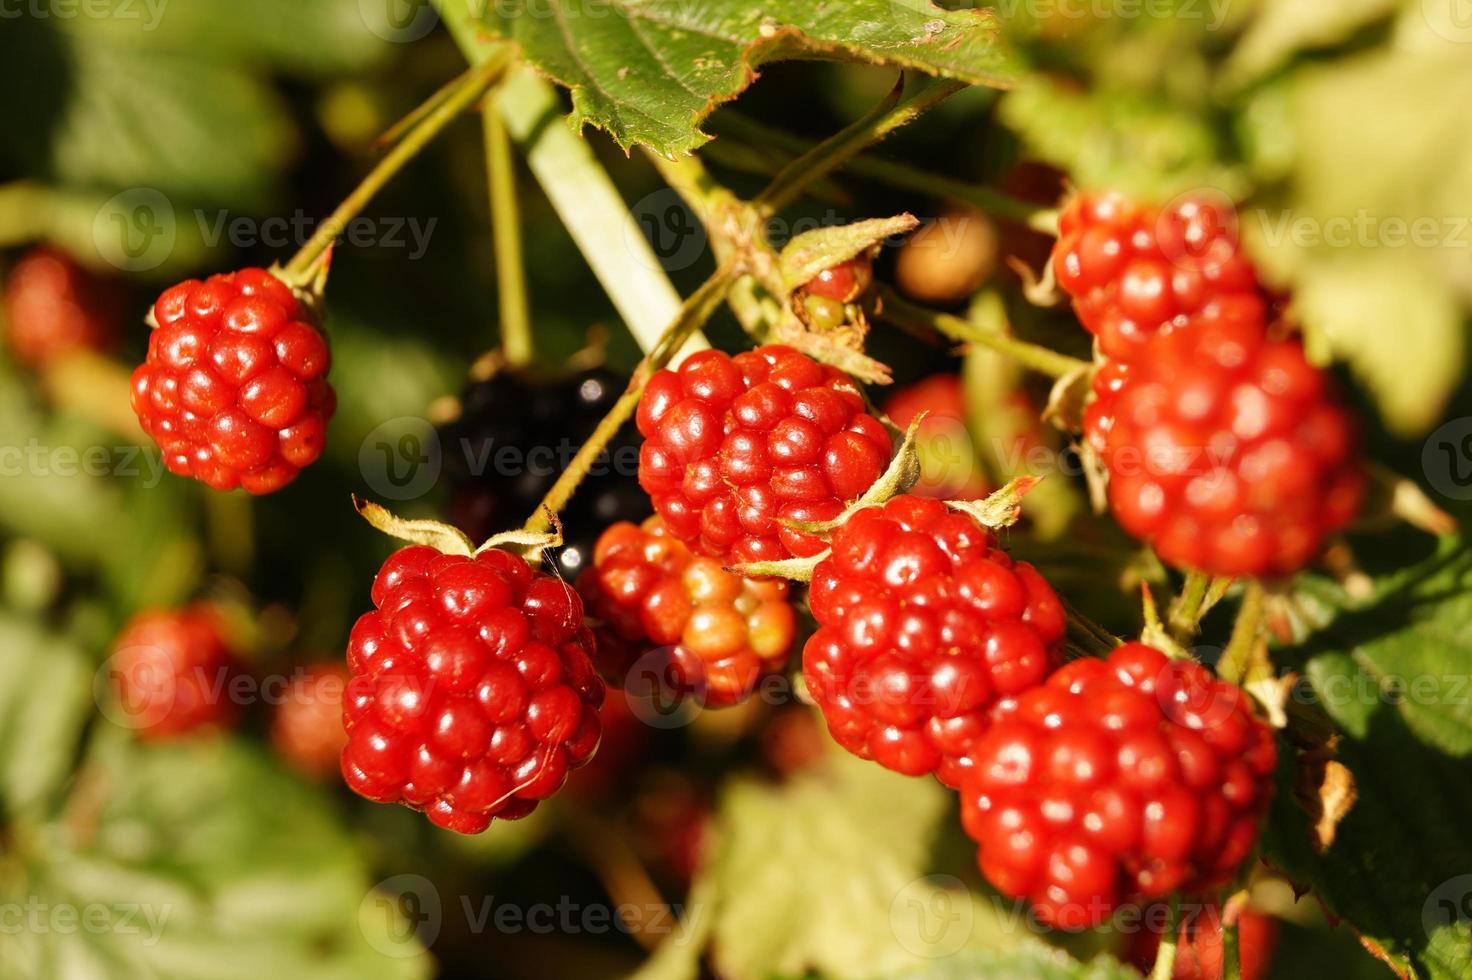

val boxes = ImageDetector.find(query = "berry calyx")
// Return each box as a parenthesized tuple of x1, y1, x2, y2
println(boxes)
(342, 544, 604, 834)
(130, 268, 335, 494)
(1086, 313, 1364, 578)
(1128, 903, 1278, 980)
(271, 663, 350, 779)
(579, 516, 797, 708)
(106, 604, 239, 740)
(803, 494, 1066, 785)
(960, 642, 1278, 929)
(3, 247, 119, 365)
(883, 373, 988, 500)
(636, 344, 893, 565)
(1052, 191, 1265, 361)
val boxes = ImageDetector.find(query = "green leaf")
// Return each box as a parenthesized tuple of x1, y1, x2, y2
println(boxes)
(456, 0, 1017, 154)
(0, 735, 433, 980)
(869, 943, 1140, 980)
(1262, 536, 1472, 979)
(1223, 0, 1398, 88)
(0, 615, 93, 821)
(998, 78, 1246, 201)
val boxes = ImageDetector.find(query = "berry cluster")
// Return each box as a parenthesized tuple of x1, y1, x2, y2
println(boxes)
(3, 247, 118, 365)
(1052, 191, 1265, 362)
(108, 605, 238, 740)
(796, 256, 873, 332)
(803, 495, 1065, 786)
(271, 664, 350, 779)
(341, 545, 604, 834)
(637, 345, 893, 564)
(959, 642, 1277, 929)
(1055, 192, 1363, 577)
(579, 516, 797, 707)
(131, 268, 334, 494)
(443, 367, 648, 578)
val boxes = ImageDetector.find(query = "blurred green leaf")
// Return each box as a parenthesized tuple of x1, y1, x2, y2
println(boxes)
(1224, 0, 1397, 88)
(1264, 536, 1472, 979)
(450, 0, 1017, 154)
(870, 942, 1139, 979)
(0, 614, 92, 821)
(0, 735, 432, 980)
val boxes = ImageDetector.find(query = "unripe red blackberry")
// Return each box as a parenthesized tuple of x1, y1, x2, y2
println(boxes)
(130, 268, 334, 494)
(803, 494, 1066, 786)
(1087, 312, 1364, 578)
(960, 642, 1277, 929)
(579, 516, 797, 708)
(3, 247, 119, 365)
(106, 604, 238, 740)
(1052, 191, 1265, 361)
(636, 345, 893, 564)
(342, 545, 603, 834)
(271, 664, 350, 779)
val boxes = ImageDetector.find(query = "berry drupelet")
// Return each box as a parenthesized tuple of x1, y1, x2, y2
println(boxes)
(960, 642, 1277, 929)
(130, 268, 334, 494)
(342, 545, 604, 834)
(579, 516, 797, 708)
(637, 345, 893, 565)
(803, 494, 1066, 786)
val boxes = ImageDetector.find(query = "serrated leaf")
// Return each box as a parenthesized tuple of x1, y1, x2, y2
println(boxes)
(1261, 536, 1472, 980)
(459, 0, 1017, 153)
(779, 214, 917, 292)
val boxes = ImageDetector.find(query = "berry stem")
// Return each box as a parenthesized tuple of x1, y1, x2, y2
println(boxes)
(1219, 580, 1266, 685)
(1167, 570, 1222, 641)
(715, 112, 1060, 233)
(1060, 595, 1120, 656)
(281, 53, 511, 280)
(756, 77, 966, 215)
(522, 264, 739, 535)
(1150, 895, 1181, 980)
(877, 286, 1092, 379)
(1222, 911, 1243, 980)
(482, 99, 533, 368)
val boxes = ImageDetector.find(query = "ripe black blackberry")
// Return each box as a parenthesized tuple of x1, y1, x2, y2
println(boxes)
(441, 367, 649, 578)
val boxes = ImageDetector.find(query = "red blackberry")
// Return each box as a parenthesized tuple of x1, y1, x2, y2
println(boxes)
(106, 604, 238, 740)
(1052, 191, 1265, 361)
(960, 642, 1277, 929)
(341, 544, 604, 834)
(443, 366, 649, 579)
(1088, 313, 1364, 578)
(637, 345, 893, 564)
(803, 494, 1065, 786)
(579, 516, 797, 708)
(1128, 903, 1278, 980)
(130, 268, 335, 494)
(271, 663, 350, 779)
(3, 247, 119, 365)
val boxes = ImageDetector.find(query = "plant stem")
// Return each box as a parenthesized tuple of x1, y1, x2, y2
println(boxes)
(878, 286, 1090, 379)
(1221, 912, 1242, 980)
(282, 54, 510, 279)
(523, 265, 738, 534)
(1151, 896, 1181, 980)
(717, 113, 1059, 233)
(1167, 570, 1215, 641)
(483, 98, 532, 367)
(1062, 596, 1121, 657)
(757, 78, 966, 214)
(1219, 580, 1265, 684)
